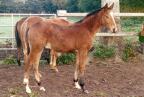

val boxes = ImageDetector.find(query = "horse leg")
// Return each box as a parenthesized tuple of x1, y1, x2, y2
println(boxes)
(17, 47, 21, 66)
(78, 50, 89, 93)
(32, 48, 46, 91)
(50, 49, 59, 72)
(74, 51, 81, 89)
(23, 51, 33, 93)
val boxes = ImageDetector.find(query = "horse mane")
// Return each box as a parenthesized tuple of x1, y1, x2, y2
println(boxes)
(76, 8, 102, 23)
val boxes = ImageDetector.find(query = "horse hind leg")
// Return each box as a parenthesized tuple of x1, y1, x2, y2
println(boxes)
(23, 54, 33, 93)
(50, 49, 59, 72)
(17, 47, 21, 66)
(32, 48, 46, 92)
(23, 47, 45, 93)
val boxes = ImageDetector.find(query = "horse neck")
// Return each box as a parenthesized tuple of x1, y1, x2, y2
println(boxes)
(80, 14, 102, 36)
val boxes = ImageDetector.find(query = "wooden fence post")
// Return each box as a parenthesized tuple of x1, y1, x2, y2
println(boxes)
(101, 0, 123, 62)
(57, 10, 68, 20)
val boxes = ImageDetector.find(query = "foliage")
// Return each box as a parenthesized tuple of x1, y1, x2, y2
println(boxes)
(93, 44, 115, 59)
(2, 55, 17, 64)
(51, 0, 68, 9)
(42, 0, 58, 13)
(78, 0, 101, 12)
(122, 41, 136, 61)
(57, 53, 75, 65)
(66, 0, 79, 12)
(120, 0, 144, 12)
(121, 17, 144, 32)
(0, 0, 144, 13)
(0, 0, 101, 13)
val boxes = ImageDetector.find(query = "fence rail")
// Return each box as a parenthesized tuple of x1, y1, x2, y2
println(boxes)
(0, 12, 143, 50)
(57, 12, 144, 17)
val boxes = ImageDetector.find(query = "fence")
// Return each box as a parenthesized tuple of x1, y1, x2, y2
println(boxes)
(0, 12, 144, 50)
(0, 13, 56, 50)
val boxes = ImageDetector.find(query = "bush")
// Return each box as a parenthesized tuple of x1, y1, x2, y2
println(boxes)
(2, 55, 17, 64)
(57, 53, 76, 65)
(122, 41, 136, 61)
(93, 44, 115, 59)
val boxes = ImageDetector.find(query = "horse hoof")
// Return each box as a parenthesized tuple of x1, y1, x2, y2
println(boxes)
(74, 82, 81, 89)
(23, 78, 28, 85)
(84, 90, 89, 94)
(26, 86, 32, 94)
(50, 67, 59, 72)
(40, 87, 46, 91)
(55, 68, 59, 72)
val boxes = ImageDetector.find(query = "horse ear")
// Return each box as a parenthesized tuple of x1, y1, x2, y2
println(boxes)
(103, 3, 108, 9)
(109, 3, 114, 10)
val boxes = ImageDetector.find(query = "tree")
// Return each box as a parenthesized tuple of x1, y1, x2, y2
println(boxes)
(52, 0, 68, 9)
(42, 0, 58, 13)
(120, 0, 144, 12)
(66, 0, 78, 12)
(78, 0, 101, 12)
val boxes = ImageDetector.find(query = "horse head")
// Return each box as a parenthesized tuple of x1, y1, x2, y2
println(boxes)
(100, 3, 117, 33)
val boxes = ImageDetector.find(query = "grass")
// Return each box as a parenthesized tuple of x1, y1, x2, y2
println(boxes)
(120, 17, 144, 32)
(93, 44, 116, 59)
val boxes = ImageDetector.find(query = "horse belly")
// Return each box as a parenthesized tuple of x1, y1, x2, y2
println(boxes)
(53, 44, 75, 53)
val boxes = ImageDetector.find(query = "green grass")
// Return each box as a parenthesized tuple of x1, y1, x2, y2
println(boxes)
(121, 17, 144, 32)
(93, 44, 116, 59)
(67, 16, 83, 22)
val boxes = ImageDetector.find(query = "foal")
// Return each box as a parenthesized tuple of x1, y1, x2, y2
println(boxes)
(15, 16, 71, 71)
(24, 3, 117, 93)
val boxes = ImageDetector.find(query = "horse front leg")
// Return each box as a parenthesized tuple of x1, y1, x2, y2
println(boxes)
(74, 51, 81, 89)
(78, 50, 89, 93)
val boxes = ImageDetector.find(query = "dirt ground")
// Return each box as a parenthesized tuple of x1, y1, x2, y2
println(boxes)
(0, 56, 144, 97)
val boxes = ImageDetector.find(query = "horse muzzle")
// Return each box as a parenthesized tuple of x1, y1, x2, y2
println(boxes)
(112, 28, 117, 33)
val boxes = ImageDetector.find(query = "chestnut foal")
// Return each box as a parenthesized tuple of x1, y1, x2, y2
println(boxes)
(23, 3, 117, 93)
(15, 16, 72, 72)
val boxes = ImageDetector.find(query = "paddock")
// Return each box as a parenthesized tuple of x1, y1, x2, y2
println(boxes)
(0, 11, 144, 97)
(0, 57, 144, 97)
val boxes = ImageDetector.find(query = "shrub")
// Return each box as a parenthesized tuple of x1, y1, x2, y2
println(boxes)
(57, 53, 76, 65)
(93, 44, 115, 59)
(2, 55, 17, 64)
(122, 41, 136, 61)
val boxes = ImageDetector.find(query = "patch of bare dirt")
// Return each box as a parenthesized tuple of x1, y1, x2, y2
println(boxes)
(0, 57, 144, 97)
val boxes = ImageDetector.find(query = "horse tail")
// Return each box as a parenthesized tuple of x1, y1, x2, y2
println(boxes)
(15, 22, 22, 66)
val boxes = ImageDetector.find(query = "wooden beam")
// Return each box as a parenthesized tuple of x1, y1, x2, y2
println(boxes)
(95, 32, 137, 36)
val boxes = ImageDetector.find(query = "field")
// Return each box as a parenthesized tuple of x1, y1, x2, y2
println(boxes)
(0, 15, 144, 97)
(0, 57, 144, 97)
